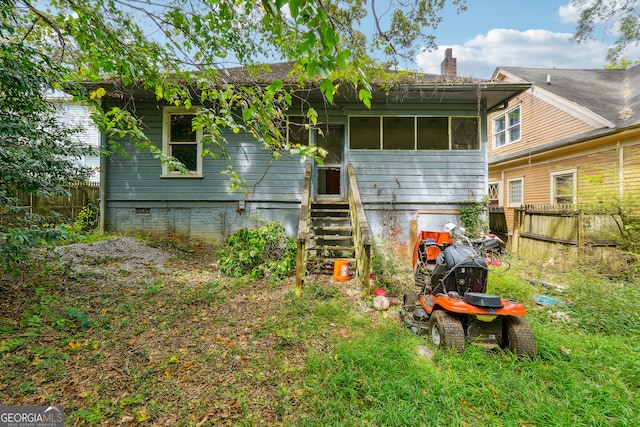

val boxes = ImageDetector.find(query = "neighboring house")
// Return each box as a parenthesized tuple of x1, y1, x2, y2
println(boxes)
(95, 55, 529, 251)
(487, 64, 640, 239)
(50, 92, 101, 183)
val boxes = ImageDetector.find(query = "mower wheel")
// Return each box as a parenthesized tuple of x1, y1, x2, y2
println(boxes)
(502, 316, 537, 358)
(403, 292, 419, 312)
(429, 310, 465, 351)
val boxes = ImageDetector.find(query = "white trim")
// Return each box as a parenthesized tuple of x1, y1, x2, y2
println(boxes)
(550, 169, 577, 205)
(488, 180, 502, 206)
(162, 106, 203, 178)
(492, 105, 521, 149)
(530, 86, 614, 129)
(507, 177, 524, 207)
(492, 67, 614, 129)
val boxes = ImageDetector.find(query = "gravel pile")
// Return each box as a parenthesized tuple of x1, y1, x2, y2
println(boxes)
(52, 237, 170, 277)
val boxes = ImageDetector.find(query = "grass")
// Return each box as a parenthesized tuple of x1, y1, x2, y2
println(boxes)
(0, 238, 639, 426)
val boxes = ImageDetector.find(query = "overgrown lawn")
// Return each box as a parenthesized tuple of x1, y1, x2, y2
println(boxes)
(1, 240, 638, 426)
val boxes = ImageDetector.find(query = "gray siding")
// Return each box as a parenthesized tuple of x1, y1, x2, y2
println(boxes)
(104, 100, 489, 247)
(349, 150, 485, 205)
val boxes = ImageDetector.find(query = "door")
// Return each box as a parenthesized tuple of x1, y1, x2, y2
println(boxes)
(314, 125, 345, 200)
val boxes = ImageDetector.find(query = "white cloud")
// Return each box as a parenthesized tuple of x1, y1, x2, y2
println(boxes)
(558, 2, 581, 23)
(415, 28, 611, 79)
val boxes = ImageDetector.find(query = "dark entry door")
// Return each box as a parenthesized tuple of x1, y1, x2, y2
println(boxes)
(315, 126, 344, 199)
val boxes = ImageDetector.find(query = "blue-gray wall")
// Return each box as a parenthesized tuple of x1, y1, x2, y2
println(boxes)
(103, 100, 488, 249)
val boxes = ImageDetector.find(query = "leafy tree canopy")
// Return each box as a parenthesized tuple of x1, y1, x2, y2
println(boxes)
(572, 0, 640, 65)
(5, 0, 467, 182)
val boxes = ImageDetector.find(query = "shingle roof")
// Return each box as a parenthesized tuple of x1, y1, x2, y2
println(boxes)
(497, 65, 640, 127)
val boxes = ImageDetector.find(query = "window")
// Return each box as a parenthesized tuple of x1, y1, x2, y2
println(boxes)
(383, 117, 414, 149)
(507, 178, 523, 207)
(417, 117, 448, 150)
(349, 117, 381, 149)
(451, 117, 479, 150)
(162, 107, 203, 177)
(349, 115, 479, 151)
(494, 106, 521, 148)
(286, 115, 310, 145)
(551, 170, 576, 205)
(488, 181, 501, 208)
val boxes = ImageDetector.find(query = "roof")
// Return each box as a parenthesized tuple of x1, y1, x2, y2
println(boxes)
(493, 65, 640, 127)
(79, 62, 530, 112)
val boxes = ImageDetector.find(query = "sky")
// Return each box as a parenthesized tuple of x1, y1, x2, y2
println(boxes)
(410, 0, 640, 79)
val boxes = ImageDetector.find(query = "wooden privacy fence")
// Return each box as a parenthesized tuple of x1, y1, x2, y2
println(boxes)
(15, 183, 100, 220)
(512, 204, 619, 262)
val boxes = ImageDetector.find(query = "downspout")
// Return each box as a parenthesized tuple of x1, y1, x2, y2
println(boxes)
(98, 116, 107, 234)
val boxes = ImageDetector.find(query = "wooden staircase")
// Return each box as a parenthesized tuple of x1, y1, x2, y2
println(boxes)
(306, 201, 355, 273)
(296, 163, 371, 294)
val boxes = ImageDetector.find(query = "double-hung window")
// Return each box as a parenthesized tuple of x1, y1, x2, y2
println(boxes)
(551, 170, 576, 205)
(494, 106, 521, 148)
(162, 107, 203, 177)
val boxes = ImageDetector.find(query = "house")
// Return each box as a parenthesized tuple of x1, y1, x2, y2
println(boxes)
(487, 64, 640, 242)
(94, 54, 530, 257)
(50, 92, 101, 184)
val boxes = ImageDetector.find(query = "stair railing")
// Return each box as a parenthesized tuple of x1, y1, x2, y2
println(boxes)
(295, 163, 312, 295)
(347, 164, 372, 294)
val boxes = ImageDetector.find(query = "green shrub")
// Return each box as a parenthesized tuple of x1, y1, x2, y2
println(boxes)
(216, 221, 295, 282)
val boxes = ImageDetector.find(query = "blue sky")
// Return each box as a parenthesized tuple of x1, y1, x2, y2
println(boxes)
(410, 0, 640, 78)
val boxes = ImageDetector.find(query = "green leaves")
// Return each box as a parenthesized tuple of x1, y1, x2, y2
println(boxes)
(216, 221, 296, 282)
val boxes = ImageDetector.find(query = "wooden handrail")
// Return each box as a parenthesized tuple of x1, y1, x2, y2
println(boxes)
(347, 164, 372, 294)
(295, 163, 312, 295)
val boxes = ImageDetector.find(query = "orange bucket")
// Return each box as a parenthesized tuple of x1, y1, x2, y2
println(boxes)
(333, 259, 350, 281)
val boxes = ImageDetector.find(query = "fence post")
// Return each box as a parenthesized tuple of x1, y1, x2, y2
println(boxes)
(512, 207, 522, 253)
(577, 208, 584, 250)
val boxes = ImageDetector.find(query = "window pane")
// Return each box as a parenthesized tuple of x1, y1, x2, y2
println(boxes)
(509, 180, 522, 205)
(171, 144, 198, 171)
(383, 117, 414, 149)
(287, 116, 309, 145)
(350, 117, 380, 149)
(417, 117, 448, 150)
(495, 132, 506, 147)
(554, 174, 574, 204)
(170, 114, 196, 142)
(451, 117, 479, 150)
(509, 125, 520, 141)
(494, 116, 505, 132)
(508, 109, 520, 127)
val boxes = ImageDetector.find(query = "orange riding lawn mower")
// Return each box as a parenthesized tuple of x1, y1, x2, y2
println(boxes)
(400, 223, 537, 357)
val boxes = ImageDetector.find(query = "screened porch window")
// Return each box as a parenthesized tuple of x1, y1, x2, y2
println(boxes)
(349, 115, 479, 151)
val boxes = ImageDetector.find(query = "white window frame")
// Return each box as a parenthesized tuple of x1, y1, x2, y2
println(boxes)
(162, 107, 203, 178)
(507, 177, 524, 207)
(550, 169, 577, 205)
(493, 105, 521, 148)
(488, 181, 502, 206)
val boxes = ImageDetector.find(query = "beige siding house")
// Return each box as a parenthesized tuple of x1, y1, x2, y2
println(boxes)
(487, 65, 640, 239)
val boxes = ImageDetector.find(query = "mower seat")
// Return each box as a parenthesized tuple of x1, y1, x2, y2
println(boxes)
(464, 292, 503, 308)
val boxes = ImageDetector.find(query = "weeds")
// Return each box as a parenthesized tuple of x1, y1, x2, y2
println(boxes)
(1, 237, 638, 426)
(216, 220, 296, 282)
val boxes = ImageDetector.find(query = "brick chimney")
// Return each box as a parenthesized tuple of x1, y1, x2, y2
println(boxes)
(440, 48, 457, 79)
